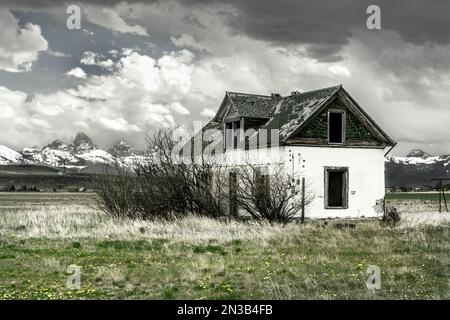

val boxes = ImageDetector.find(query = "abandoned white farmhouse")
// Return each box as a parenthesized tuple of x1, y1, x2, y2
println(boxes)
(196, 85, 395, 219)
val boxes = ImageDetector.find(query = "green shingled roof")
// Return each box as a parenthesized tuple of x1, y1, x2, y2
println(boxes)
(226, 92, 277, 119)
(207, 84, 395, 145)
(223, 86, 340, 140)
(262, 85, 341, 140)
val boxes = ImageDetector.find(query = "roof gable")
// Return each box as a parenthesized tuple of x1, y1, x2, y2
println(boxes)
(208, 85, 395, 147)
(288, 97, 383, 146)
(337, 87, 395, 146)
(262, 85, 340, 140)
(284, 88, 395, 146)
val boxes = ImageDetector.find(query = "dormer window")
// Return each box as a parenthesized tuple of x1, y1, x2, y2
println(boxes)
(234, 120, 240, 149)
(328, 110, 345, 144)
(224, 119, 244, 150)
(224, 122, 233, 149)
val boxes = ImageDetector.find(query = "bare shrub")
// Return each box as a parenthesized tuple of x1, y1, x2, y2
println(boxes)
(94, 128, 228, 220)
(92, 164, 141, 219)
(93, 128, 313, 223)
(382, 206, 401, 226)
(134, 128, 228, 218)
(234, 164, 314, 224)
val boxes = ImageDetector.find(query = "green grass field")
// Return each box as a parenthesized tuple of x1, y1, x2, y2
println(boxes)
(385, 192, 445, 201)
(0, 165, 62, 175)
(0, 193, 449, 300)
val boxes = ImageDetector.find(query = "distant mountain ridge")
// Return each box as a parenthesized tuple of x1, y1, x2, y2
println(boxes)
(385, 149, 450, 187)
(406, 149, 432, 159)
(1, 137, 449, 187)
(0, 133, 139, 168)
(108, 140, 135, 157)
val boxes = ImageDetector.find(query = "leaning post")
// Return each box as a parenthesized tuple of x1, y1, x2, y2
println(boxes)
(301, 177, 306, 223)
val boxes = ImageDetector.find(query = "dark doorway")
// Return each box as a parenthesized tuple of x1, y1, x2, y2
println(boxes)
(325, 168, 348, 208)
(329, 112, 344, 143)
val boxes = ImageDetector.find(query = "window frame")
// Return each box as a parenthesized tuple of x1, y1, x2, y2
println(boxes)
(327, 109, 346, 145)
(223, 118, 245, 150)
(324, 166, 349, 209)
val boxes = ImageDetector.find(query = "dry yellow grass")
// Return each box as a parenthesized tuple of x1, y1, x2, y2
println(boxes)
(0, 193, 449, 300)
(0, 204, 306, 243)
(1, 202, 449, 242)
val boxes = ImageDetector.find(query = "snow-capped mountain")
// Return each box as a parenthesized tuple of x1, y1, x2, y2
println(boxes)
(0, 133, 139, 169)
(406, 149, 432, 159)
(44, 139, 70, 151)
(77, 149, 115, 165)
(70, 132, 97, 153)
(39, 148, 88, 168)
(108, 140, 135, 157)
(2, 136, 448, 187)
(385, 149, 450, 187)
(0, 145, 23, 165)
(44, 132, 97, 154)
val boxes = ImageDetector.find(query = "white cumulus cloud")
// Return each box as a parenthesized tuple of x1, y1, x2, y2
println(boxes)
(85, 6, 148, 36)
(171, 33, 208, 52)
(66, 67, 87, 79)
(93, 118, 140, 132)
(328, 65, 351, 77)
(0, 101, 16, 118)
(200, 108, 216, 118)
(29, 118, 52, 129)
(81, 51, 114, 70)
(0, 9, 48, 72)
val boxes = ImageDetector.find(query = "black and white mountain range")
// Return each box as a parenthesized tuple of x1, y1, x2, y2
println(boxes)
(385, 149, 450, 187)
(0, 134, 448, 187)
(0, 132, 139, 168)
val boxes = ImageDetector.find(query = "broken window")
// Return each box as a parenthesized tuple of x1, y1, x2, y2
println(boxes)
(325, 167, 348, 208)
(328, 111, 345, 144)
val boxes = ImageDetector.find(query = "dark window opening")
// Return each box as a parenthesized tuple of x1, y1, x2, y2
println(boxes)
(325, 168, 348, 208)
(329, 112, 344, 143)
(225, 122, 232, 149)
(234, 121, 240, 149)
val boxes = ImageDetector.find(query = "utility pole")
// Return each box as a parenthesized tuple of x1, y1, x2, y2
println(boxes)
(301, 177, 306, 223)
(431, 178, 449, 213)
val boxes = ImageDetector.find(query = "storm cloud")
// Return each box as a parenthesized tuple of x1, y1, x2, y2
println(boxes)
(3, 0, 450, 61)
(0, 0, 449, 156)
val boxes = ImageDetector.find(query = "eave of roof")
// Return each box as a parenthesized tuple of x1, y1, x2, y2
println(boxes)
(263, 85, 342, 141)
(207, 84, 395, 147)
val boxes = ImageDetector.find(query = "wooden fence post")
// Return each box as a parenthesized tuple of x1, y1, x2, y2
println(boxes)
(301, 177, 305, 223)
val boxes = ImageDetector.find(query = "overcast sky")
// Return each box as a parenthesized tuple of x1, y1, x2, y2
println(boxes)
(0, 0, 449, 156)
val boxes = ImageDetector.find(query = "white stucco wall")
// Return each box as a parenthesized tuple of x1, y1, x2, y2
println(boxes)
(283, 146, 385, 219)
(211, 145, 386, 219)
